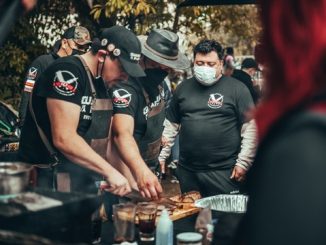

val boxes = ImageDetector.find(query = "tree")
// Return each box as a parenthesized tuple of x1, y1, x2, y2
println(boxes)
(90, 1, 261, 54)
(0, 0, 260, 109)
(0, 0, 94, 109)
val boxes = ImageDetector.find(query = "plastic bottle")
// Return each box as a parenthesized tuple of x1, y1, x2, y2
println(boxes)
(155, 209, 173, 245)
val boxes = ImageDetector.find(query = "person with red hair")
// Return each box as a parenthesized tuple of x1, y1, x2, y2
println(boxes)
(239, 0, 326, 244)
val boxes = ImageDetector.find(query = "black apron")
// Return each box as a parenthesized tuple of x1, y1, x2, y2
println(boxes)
(136, 83, 165, 169)
(56, 56, 112, 193)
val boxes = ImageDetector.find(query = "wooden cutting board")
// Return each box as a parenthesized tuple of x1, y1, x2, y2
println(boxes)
(135, 193, 201, 224)
(168, 205, 200, 221)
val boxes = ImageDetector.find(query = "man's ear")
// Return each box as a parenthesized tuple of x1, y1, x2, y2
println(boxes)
(97, 49, 107, 63)
(61, 38, 68, 49)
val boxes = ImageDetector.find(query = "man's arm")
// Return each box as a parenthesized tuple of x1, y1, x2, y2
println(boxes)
(47, 98, 131, 196)
(158, 118, 180, 164)
(111, 113, 163, 199)
(230, 119, 258, 181)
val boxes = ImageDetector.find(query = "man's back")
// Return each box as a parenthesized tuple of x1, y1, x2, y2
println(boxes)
(18, 53, 58, 125)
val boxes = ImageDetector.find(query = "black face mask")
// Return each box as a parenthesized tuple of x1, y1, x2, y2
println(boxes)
(71, 49, 85, 55)
(141, 68, 168, 102)
(144, 68, 168, 87)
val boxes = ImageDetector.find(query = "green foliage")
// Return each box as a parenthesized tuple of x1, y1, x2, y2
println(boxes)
(89, 1, 261, 54)
(0, 0, 94, 109)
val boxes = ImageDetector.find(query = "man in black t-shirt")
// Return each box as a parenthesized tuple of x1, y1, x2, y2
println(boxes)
(109, 29, 190, 199)
(159, 40, 257, 197)
(18, 26, 92, 127)
(19, 26, 145, 196)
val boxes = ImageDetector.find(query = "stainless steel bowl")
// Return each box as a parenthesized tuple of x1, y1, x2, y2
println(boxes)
(0, 162, 33, 195)
(195, 194, 248, 213)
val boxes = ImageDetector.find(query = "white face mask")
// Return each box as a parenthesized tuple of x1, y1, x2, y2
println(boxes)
(194, 65, 218, 86)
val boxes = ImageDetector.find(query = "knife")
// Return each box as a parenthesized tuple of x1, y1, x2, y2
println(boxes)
(96, 181, 177, 206)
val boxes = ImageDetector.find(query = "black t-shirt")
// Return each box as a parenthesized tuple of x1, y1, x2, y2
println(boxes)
(167, 76, 254, 171)
(110, 78, 163, 141)
(19, 56, 98, 164)
(19, 52, 60, 126)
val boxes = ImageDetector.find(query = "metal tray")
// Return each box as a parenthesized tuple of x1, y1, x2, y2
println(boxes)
(195, 194, 248, 213)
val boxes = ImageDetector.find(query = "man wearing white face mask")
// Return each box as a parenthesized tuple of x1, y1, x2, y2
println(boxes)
(159, 39, 257, 197)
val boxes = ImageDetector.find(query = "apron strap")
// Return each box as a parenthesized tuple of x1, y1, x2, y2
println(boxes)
(29, 91, 59, 167)
(75, 55, 97, 101)
(136, 79, 164, 110)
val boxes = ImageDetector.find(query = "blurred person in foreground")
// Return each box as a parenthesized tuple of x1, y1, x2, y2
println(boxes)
(0, 0, 37, 46)
(18, 26, 92, 127)
(109, 29, 190, 199)
(18, 26, 145, 196)
(236, 1, 326, 245)
(159, 39, 257, 197)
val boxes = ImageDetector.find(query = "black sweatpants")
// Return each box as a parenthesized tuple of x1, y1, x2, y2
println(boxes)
(176, 166, 243, 197)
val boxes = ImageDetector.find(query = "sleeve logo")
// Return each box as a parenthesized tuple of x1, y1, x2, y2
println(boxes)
(53, 70, 79, 96)
(27, 67, 38, 80)
(112, 89, 132, 108)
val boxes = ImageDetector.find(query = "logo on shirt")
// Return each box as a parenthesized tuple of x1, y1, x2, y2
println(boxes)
(53, 70, 79, 96)
(112, 89, 132, 108)
(27, 67, 38, 80)
(208, 93, 223, 109)
(143, 94, 162, 120)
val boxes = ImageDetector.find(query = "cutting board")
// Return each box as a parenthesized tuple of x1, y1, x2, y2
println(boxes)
(135, 193, 201, 224)
(168, 205, 201, 221)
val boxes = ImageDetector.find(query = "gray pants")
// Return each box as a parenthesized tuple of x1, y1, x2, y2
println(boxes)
(176, 166, 244, 197)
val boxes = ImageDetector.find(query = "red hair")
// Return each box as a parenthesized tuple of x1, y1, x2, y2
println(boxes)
(256, 0, 326, 141)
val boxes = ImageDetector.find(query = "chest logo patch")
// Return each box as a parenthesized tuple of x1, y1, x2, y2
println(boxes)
(208, 93, 224, 109)
(53, 70, 78, 96)
(112, 89, 132, 108)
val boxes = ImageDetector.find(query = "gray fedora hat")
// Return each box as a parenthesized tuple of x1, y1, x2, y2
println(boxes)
(139, 29, 190, 70)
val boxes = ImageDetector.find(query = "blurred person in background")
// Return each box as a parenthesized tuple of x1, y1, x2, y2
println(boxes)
(232, 58, 261, 105)
(18, 26, 92, 127)
(0, 0, 37, 46)
(223, 46, 235, 76)
(237, 1, 326, 245)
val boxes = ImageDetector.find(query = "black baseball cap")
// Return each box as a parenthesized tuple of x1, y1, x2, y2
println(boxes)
(99, 26, 145, 78)
(241, 58, 261, 71)
(63, 26, 92, 45)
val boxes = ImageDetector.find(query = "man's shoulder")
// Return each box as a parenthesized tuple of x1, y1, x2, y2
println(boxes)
(174, 77, 196, 91)
(29, 53, 55, 70)
(111, 79, 141, 94)
(222, 74, 242, 83)
(45, 56, 85, 76)
(232, 69, 251, 83)
(222, 75, 250, 90)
